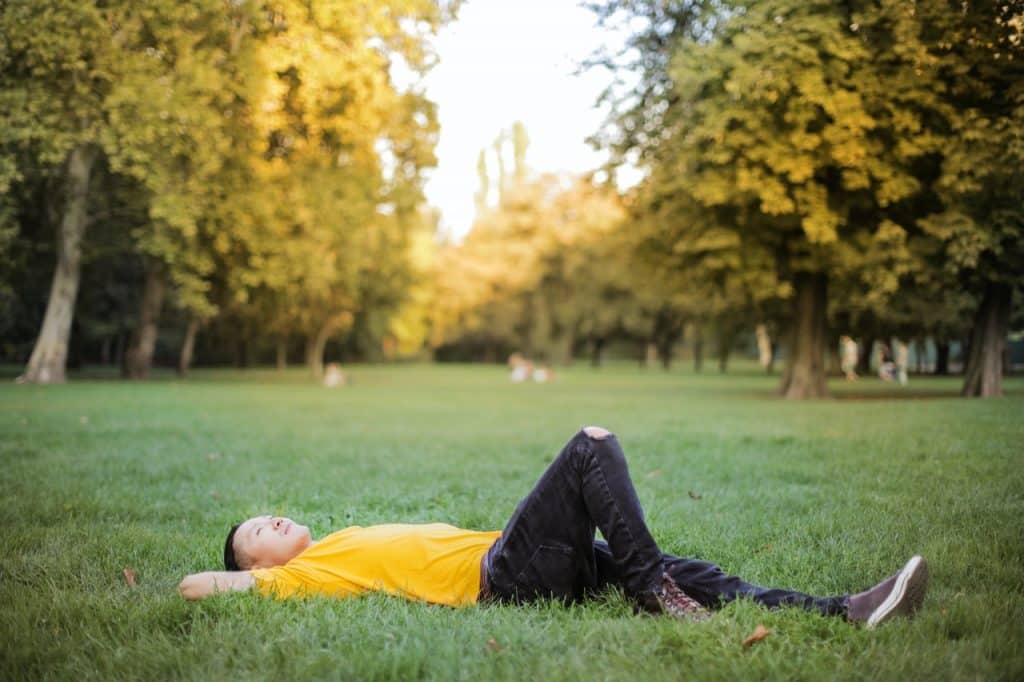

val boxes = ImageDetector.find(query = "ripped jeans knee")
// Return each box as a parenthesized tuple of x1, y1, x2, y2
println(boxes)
(582, 425, 613, 440)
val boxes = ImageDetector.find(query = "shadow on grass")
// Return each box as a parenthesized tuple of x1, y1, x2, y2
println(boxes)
(830, 376, 1024, 400)
(2, 364, 1021, 401)
(830, 389, 963, 401)
(0, 364, 319, 385)
(747, 374, 1024, 401)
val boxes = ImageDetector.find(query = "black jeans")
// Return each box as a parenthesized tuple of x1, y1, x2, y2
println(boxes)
(484, 428, 848, 616)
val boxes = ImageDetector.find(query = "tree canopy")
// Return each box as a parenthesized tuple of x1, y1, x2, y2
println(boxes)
(1, 0, 456, 379)
(586, 0, 1023, 396)
(1, 1, 1019, 396)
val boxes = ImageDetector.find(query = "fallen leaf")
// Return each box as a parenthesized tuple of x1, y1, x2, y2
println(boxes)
(645, 469, 663, 478)
(742, 624, 771, 649)
(122, 568, 137, 588)
(753, 544, 771, 554)
(487, 637, 502, 653)
(79, 416, 89, 424)
(688, 491, 702, 500)
(206, 452, 221, 461)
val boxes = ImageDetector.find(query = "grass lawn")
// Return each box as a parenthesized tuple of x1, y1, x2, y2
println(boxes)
(2, 363, 1022, 680)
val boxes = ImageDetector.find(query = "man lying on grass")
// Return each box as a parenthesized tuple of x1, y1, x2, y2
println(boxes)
(180, 426, 928, 627)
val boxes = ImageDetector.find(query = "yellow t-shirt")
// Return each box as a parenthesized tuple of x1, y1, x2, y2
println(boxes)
(250, 523, 501, 607)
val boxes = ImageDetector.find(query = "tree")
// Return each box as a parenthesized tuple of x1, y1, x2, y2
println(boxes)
(110, 3, 244, 378)
(2, 0, 251, 381)
(590, 0, 965, 398)
(3, 0, 454, 380)
(1, 1, 114, 382)
(915, 1, 1024, 396)
(429, 162, 631, 364)
(17, 146, 99, 382)
(228, 0, 447, 377)
(512, 121, 529, 185)
(474, 149, 489, 216)
(627, 183, 790, 374)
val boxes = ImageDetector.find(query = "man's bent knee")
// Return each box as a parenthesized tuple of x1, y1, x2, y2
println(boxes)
(583, 425, 612, 440)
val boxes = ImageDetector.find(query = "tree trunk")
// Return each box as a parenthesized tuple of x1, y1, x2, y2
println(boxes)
(780, 272, 829, 399)
(935, 341, 950, 375)
(276, 337, 288, 370)
(20, 145, 98, 383)
(693, 326, 703, 372)
(590, 337, 606, 368)
(652, 309, 682, 371)
(755, 324, 772, 371)
(828, 342, 842, 377)
(645, 342, 658, 368)
(557, 333, 575, 366)
(100, 336, 112, 365)
(305, 337, 322, 377)
(114, 331, 126, 368)
(716, 323, 733, 373)
(306, 312, 352, 378)
(961, 281, 1012, 397)
(123, 258, 167, 379)
(177, 318, 200, 376)
(234, 339, 249, 368)
(857, 336, 875, 375)
(658, 340, 673, 370)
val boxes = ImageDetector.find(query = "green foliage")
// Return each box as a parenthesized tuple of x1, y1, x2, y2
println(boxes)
(3, 0, 1019, 376)
(641, 1, 942, 275)
(590, 0, 1023, 385)
(1, 0, 453, 367)
(913, 1, 1024, 289)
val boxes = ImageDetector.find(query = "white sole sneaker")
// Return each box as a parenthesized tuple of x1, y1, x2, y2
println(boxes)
(867, 555, 929, 628)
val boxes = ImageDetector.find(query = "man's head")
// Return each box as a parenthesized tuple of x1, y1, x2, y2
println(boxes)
(223, 515, 313, 570)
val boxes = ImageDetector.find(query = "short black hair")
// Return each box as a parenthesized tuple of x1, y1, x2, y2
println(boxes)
(223, 523, 242, 571)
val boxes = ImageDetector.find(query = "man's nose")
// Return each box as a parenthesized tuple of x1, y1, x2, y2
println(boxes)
(273, 518, 282, 530)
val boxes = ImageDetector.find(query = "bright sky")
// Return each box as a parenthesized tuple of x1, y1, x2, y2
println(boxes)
(421, 0, 626, 240)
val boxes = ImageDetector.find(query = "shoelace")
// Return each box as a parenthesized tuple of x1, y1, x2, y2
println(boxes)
(660, 573, 712, 621)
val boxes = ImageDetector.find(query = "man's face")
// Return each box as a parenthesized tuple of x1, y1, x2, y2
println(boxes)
(233, 515, 313, 569)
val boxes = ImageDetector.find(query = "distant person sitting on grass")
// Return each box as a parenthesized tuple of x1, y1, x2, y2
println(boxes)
(179, 427, 929, 628)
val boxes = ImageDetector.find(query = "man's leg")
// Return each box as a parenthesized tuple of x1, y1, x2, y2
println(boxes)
(662, 554, 848, 615)
(486, 427, 665, 603)
(590, 541, 846, 615)
(591, 541, 929, 624)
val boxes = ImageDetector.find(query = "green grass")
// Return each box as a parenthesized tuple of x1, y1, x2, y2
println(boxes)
(2, 363, 1022, 680)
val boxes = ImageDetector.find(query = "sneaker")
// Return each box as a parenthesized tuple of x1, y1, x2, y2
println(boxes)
(848, 555, 929, 628)
(638, 573, 712, 622)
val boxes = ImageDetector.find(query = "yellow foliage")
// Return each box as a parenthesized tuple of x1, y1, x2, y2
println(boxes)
(427, 174, 626, 349)
(795, 184, 839, 244)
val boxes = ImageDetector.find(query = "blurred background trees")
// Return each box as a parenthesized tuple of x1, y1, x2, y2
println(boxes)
(583, 0, 1022, 397)
(1, 0, 1020, 397)
(2, 0, 450, 380)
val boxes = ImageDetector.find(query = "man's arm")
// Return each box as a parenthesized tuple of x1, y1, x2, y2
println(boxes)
(178, 571, 256, 600)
